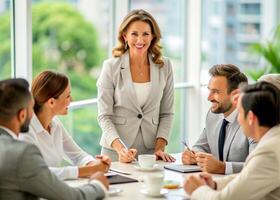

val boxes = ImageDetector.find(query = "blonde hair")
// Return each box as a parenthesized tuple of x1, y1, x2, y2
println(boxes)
(112, 9, 164, 67)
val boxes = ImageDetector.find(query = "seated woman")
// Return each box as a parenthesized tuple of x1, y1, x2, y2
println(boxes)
(19, 70, 111, 180)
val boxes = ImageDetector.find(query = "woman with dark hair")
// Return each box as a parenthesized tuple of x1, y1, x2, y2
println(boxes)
(19, 70, 111, 180)
(97, 9, 175, 163)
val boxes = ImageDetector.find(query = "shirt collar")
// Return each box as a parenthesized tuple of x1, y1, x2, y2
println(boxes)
(225, 109, 238, 124)
(30, 114, 57, 134)
(0, 126, 18, 139)
(31, 115, 45, 133)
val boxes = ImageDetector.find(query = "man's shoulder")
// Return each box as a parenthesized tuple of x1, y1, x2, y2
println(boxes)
(1, 136, 40, 157)
(0, 136, 42, 175)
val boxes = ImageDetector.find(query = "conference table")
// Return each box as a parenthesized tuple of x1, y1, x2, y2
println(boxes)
(66, 154, 224, 199)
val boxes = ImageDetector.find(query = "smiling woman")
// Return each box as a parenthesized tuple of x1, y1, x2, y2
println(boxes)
(97, 9, 175, 163)
(19, 70, 111, 180)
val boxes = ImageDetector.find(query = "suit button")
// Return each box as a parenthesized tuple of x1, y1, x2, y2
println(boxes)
(137, 114, 142, 119)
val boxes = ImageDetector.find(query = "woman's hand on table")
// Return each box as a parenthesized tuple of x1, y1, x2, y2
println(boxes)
(154, 150, 176, 162)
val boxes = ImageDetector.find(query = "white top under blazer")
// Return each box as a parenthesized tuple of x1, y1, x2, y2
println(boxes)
(133, 82, 151, 108)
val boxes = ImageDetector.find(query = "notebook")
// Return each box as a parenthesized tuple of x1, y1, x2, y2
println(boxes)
(106, 173, 138, 184)
(164, 164, 201, 173)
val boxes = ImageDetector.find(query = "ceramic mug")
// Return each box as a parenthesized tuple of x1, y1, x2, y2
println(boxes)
(138, 154, 156, 168)
(143, 174, 164, 195)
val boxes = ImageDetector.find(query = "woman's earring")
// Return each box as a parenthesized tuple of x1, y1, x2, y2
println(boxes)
(125, 41, 128, 50)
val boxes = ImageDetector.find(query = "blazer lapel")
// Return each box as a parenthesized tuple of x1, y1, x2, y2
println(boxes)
(142, 54, 159, 112)
(120, 52, 142, 112)
(223, 120, 240, 161)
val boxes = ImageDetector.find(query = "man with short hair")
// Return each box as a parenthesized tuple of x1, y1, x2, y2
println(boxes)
(185, 81, 280, 200)
(182, 64, 256, 174)
(0, 78, 108, 200)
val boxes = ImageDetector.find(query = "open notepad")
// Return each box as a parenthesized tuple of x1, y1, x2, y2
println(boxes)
(164, 164, 201, 173)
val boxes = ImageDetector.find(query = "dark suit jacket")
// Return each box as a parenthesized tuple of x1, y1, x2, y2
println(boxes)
(0, 128, 105, 200)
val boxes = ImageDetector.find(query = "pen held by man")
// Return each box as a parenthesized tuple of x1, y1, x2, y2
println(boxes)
(181, 141, 197, 165)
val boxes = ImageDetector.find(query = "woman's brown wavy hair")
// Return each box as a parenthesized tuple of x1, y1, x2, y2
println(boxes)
(112, 9, 164, 67)
(32, 70, 69, 114)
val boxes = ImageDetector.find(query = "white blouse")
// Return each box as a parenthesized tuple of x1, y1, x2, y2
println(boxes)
(133, 82, 151, 107)
(19, 115, 94, 180)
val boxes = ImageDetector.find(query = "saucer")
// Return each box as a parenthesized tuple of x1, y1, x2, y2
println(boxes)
(140, 188, 168, 197)
(134, 164, 160, 171)
(108, 186, 122, 196)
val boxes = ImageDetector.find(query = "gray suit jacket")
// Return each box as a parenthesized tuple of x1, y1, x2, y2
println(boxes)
(97, 52, 174, 149)
(0, 128, 105, 200)
(192, 110, 256, 173)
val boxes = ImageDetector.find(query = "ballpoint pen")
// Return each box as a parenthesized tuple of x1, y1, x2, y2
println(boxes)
(119, 139, 137, 161)
(181, 140, 195, 154)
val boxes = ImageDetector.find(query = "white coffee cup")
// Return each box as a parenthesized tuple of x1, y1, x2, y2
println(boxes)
(143, 174, 164, 195)
(138, 154, 156, 168)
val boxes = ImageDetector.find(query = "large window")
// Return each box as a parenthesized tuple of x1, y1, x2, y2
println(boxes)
(0, 0, 11, 79)
(60, 104, 101, 155)
(31, 0, 112, 155)
(32, 0, 111, 100)
(201, 0, 278, 83)
(5, 0, 279, 158)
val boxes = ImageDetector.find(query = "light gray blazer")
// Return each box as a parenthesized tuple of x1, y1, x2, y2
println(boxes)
(192, 110, 256, 173)
(191, 125, 280, 200)
(0, 128, 105, 200)
(97, 52, 174, 150)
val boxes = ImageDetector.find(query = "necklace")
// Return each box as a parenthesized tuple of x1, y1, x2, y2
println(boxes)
(137, 65, 144, 76)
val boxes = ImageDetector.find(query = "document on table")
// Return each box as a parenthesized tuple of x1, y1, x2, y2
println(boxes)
(164, 164, 201, 173)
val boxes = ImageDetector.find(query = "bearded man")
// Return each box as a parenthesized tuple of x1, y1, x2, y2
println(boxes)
(181, 64, 256, 174)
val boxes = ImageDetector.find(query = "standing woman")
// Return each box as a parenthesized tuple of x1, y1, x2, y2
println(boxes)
(97, 9, 175, 162)
(19, 71, 111, 180)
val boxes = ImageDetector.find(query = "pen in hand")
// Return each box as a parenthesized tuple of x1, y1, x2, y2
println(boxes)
(182, 141, 195, 154)
(119, 139, 137, 161)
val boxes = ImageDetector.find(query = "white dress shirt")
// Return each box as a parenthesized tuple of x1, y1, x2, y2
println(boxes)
(19, 115, 95, 180)
(224, 109, 237, 174)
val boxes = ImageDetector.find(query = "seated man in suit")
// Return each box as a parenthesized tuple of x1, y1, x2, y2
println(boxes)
(182, 64, 256, 174)
(184, 81, 280, 200)
(0, 78, 109, 200)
